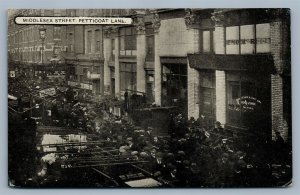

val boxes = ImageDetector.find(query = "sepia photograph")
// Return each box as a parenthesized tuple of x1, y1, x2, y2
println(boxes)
(7, 8, 292, 188)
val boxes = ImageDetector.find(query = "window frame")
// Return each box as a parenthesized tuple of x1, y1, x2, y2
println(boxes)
(119, 26, 137, 56)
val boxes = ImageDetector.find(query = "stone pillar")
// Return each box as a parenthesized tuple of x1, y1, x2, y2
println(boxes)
(103, 28, 112, 94)
(213, 13, 226, 125)
(187, 64, 200, 119)
(187, 27, 200, 120)
(136, 22, 146, 93)
(114, 36, 120, 98)
(152, 12, 162, 106)
(215, 70, 226, 125)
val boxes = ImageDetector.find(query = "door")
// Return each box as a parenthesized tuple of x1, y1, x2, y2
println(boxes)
(199, 71, 216, 128)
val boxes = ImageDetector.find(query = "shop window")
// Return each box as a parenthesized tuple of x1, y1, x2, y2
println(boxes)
(226, 73, 270, 128)
(119, 27, 137, 56)
(120, 63, 137, 91)
(199, 71, 216, 124)
(162, 64, 187, 109)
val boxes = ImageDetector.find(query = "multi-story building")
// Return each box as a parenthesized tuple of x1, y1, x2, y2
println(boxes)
(188, 9, 291, 141)
(65, 9, 132, 96)
(8, 9, 68, 78)
(102, 8, 291, 141)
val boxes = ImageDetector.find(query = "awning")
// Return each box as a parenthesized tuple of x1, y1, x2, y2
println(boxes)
(187, 53, 276, 73)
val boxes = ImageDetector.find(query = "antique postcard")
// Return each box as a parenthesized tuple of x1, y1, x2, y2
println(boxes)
(8, 8, 292, 188)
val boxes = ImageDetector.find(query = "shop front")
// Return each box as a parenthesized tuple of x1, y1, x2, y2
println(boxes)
(161, 57, 188, 114)
(188, 53, 276, 133)
(226, 71, 271, 131)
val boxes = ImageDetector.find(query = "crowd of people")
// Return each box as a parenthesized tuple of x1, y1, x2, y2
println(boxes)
(9, 74, 292, 187)
(72, 108, 292, 187)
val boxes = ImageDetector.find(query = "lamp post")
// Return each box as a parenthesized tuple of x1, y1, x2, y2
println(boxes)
(39, 26, 46, 124)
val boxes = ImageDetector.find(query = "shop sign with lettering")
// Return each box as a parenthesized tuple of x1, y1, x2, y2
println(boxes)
(237, 96, 261, 112)
(228, 96, 261, 112)
(226, 38, 270, 45)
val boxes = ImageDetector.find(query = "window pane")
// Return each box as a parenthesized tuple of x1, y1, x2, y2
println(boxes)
(132, 63, 137, 72)
(87, 31, 92, 53)
(125, 27, 132, 35)
(54, 26, 61, 39)
(256, 23, 271, 53)
(120, 36, 125, 51)
(203, 31, 211, 52)
(240, 25, 255, 54)
(125, 63, 131, 72)
(125, 35, 136, 50)
(120, 71, 125, 91)
(226, 26, 239, 54)
(120, 28, 125, 36)
(227, 81, 241, 124)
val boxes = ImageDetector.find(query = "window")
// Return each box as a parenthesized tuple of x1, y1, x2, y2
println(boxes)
(94, 66, 100, 74)
(82, 68, 88, 81)
(110, 67, 115, 96)
(162, 64, 187, 109)
(87, 30, 92, 53)
(200, 30, 214, 53)
(199, 71, 216, 125)
(225, 23, 271, 54)
(226, 72, 271, 128)
(79, 75, 84, 83)
(120, 63, 136, 91)
(146, 25, 154, 61)
(95, 29, 101, 52)
(119, 27, 137, 56)
(111, 38, 115, 60)
(67, 32, 74, 52)
(53, 26, 61, 40)
(146, 74, 155, 103)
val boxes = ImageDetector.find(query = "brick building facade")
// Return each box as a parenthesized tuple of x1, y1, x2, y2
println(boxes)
(8, 9, 68, 77)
